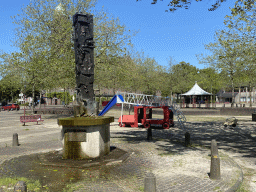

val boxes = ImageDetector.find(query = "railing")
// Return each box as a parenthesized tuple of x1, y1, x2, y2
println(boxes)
(169, 102, 186, 130)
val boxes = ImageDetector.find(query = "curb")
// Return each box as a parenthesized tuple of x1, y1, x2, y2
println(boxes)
(225, 156, 244, 192)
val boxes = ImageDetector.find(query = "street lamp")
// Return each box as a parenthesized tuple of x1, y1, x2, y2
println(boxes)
(24, 82, 26, 118)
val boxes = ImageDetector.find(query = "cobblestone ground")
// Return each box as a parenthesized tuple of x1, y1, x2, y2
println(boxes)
(71, 122, 246, 192)
(0, 111, 253, 192)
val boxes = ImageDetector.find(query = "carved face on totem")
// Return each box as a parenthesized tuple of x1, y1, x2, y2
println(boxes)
(73, 13, 95, 103)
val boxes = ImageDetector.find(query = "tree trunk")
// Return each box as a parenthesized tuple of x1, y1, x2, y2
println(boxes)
(211, 85, 213, 108)
(170, 90, 173, 105)
(64, 87, 66, 107)
(231, 77, 234, 108)
(239, 86, 241, 104)
(32, 84, 35, 114)
(11, 90, 13, 103)
(249, 82, 252, 107)
(39, 91, 42, 109)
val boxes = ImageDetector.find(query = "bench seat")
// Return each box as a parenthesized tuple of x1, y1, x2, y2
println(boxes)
(20, 115, 44, 126)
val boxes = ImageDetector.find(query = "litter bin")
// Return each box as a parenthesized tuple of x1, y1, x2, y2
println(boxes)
(252, 113, 256, 121)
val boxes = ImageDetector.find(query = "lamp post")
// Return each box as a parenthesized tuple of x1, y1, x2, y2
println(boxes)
(24, 83, 26, 118)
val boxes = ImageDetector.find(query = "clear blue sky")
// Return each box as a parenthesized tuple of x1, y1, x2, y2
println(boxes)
(0, 0, 237, 70)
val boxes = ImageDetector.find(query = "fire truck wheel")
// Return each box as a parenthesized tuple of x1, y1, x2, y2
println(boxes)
(163, 123, 169, 129)
(144, 122, 150, 129)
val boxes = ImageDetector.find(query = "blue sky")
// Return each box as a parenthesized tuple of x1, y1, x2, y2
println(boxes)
(0, 0, 237, 70)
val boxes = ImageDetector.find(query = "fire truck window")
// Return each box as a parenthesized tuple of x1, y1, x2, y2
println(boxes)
(151, 108, 164, 119)
(169, 110, 173, 119)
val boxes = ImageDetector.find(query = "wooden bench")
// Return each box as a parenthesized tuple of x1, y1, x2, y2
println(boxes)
(20, 115, 44, 126)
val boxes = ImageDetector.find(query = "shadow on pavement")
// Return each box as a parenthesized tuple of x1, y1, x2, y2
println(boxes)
(111, 121, 256, 161)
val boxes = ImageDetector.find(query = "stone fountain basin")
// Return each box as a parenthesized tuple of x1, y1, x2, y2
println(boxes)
(57, 116, 114, 126)
(58, 116, 115, 159)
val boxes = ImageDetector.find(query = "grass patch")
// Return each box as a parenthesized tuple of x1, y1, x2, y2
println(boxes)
(243, 168, 256, 177)
(0, 177, 42, 192)
(233, 166, 253, 192)
(236, 181, 250, 192)
(138, 186, 144, 191)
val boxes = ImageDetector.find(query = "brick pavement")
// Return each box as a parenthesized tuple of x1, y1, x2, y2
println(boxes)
(0, 115, 244, 192)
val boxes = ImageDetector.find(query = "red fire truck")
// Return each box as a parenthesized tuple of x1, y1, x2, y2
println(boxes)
(118, 105, 174, 129)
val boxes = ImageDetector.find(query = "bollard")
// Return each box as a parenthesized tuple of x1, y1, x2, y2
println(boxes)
(210, 139, 221, 180)
(12, 133, 19, 146)
(185, 132, 190, 147)
(147, 128, 152, 140)
(14, 181, 27, 192)
(144, 172, 156, 192)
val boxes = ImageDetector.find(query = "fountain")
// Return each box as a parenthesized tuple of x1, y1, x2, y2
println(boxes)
(58, 12, 114, 160)
(0, 12, 130, 192)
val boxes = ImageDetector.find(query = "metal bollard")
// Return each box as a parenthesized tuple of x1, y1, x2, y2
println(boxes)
(147, 128, 152, 140)
(14, 181, 27, 192)
(185, 132, 190, 147)
(144, 172, 156, 192)
(210, 139, 221, 180)
(12, 133, 19, 146)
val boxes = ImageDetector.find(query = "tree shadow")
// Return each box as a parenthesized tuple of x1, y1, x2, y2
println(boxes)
(110, 125, 206, 156)
(110, 121, 256, 160)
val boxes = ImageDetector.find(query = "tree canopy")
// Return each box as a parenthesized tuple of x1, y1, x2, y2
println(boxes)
(137, 0, 255, 13)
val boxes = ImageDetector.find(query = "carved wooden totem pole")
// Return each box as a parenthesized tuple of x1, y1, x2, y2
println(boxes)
(73, 13, 95, 115)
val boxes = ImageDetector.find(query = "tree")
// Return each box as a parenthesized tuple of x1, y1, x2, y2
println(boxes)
(197, 67, 227, 103)
(169, 61, 199, 94)
(197, 29, 245, 107)
(132, 52, 162, 95)
(167, 56, 178, 102)
(5, 0, 136, 108)
(0, 52, 23, 103)
(136, 0, 255, 13)
(94, 9, 137, 92)
(224, 3, 256, 107)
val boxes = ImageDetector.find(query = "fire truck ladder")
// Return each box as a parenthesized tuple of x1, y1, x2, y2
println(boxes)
(169, 102, 186, 130)
(116, 92, 186, 130)
(116, 92, 170, 106)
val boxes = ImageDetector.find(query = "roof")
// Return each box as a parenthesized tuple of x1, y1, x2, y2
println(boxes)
(181, 82, 212, 96)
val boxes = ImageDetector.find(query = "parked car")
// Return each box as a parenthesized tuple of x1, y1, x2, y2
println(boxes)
(1, 104, 20, 111)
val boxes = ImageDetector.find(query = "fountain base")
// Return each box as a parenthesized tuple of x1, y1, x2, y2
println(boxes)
(38, 146, 129, 168)
(58, 116, 114, 159)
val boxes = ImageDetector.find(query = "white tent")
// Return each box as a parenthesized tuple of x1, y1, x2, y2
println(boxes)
(181, 82, 212, 96)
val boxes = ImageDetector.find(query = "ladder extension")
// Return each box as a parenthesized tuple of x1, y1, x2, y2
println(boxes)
(116, 92, 170, 106)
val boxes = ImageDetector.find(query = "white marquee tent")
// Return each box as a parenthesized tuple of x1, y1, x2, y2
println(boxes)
(181, 82, 212, 96)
